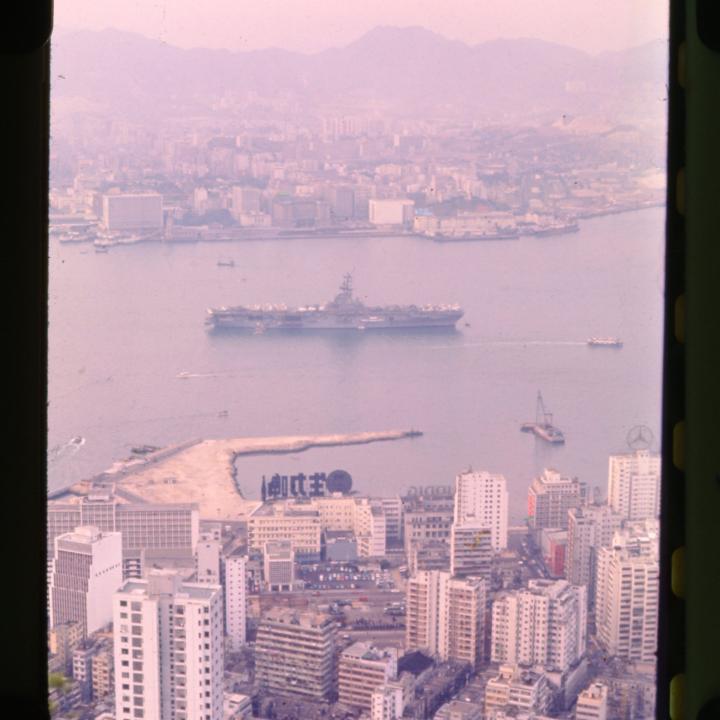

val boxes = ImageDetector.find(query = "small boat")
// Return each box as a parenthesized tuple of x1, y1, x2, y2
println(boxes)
(356, 325, 366, 331)
(217, 410, 229, 418)
(94, 245, 109, 253)
(70, 436, 84, 445)
(464, 322, 471, 327)
(176, 371, 191, 379)
(587, 337, 623, 347)
(217, 259, 235, 267)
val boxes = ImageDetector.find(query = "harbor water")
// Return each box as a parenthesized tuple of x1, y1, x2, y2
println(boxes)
(48, 207, 664, 521)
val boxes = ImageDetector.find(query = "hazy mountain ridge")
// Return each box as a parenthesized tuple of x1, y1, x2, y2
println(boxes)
(50, 26, 667, 121)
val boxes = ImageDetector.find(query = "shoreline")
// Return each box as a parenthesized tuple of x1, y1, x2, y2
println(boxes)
(51, 430, 422, 520)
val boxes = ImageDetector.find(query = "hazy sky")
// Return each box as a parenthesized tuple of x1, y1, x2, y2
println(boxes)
(55, 0, 668, 54)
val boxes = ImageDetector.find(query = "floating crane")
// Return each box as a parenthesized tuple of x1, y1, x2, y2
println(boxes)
(521, 391, 565, 444)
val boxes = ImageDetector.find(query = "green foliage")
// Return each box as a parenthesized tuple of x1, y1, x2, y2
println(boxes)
(48, 672, 66, 690)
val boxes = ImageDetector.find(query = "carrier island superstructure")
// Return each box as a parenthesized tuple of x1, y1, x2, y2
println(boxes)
(205, 274, 464, 331)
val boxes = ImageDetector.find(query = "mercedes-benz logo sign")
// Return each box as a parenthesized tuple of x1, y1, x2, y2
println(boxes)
(626, 425, 654, 451)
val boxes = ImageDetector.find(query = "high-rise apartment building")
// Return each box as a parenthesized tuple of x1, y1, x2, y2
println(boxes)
(224, 555, 247, 651)
(255, 609, 338, 700)
(566, 505, 622, 597)
(112, 570, 224, 720)
(607, 450, 661, 520)
(527, 469, 585, 540)
(406, 570, 487, 667)
(377, 496, 403, 543)
(491, 579, 587, 672)
(595, 521, 659, 662)
(263, 540, 295, 591)
(575, 682, 608, 720)
(450, 522, 493, 577)
(91, 648, 114, 701)
(338, 642, 398, 711)
(196, 539, 222, 584)
(454, 471, 508, 551)
(403, 491, 455, 552)
(48, 621, 84, 675)
(50, 526, 123, 637)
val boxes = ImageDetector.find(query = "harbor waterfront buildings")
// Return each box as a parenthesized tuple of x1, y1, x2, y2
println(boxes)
(255, 609, 338, 701)
(50, 525, 123, 637)
(112, 570, 225, 720)
(453, 471, 509, 551)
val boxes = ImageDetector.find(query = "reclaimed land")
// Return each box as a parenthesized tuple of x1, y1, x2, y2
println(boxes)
(71, 430, 420, 521)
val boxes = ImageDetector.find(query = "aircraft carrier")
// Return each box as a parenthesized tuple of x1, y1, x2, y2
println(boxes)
(205, 274, 464, 332)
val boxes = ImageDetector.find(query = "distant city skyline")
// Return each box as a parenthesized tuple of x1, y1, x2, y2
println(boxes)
(54, 0, 668, 55)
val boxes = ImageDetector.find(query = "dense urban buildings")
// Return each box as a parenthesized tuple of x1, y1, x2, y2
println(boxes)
(338, 642, 398, 711)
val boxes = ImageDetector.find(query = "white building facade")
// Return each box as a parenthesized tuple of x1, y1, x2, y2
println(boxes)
(112, 571, 224, 720)
(607, 450, 661, 520)
(224, 555, 247, 651)
(454, 471, 508, 551)
(50, 526, 123, 637)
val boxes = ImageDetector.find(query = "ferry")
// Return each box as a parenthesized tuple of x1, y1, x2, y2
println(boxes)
(587, 337, 623, 347)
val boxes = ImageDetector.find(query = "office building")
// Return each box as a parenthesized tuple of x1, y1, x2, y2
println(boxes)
(527, 469, 585, 540)
(450, 521, 493, 577)
(595, 521, 659, 662)
(575, 682, 608, 720)
(255, 608, 337, 700)
(224, 555, 248, 651)
(607, 450, 661, 520)
(491, 579, 587, 672)
(566, 505, 622, 596)
(339, 642, 398, 711)
(368, 198, 415, 227)
(50, 526, 123, 637)
(377, 496, 403, 543)
(48, 493, 200, 578)
(102, 193, 163, 231)
(484, 665, 553, 719)
(406, 570, 487, 667)
(112, 570, 224, 720)
(539, 528, 567, 578)
(224, 692, 253, 719)
(247, 503, 322, 559)
(263, 540, 295, 591)
(355, 502, 387, 557)
(454, 471, 508, 551)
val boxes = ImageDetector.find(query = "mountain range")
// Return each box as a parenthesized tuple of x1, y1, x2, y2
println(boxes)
(50, 26, 668, 123)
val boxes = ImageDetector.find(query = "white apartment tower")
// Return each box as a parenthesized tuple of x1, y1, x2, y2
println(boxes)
(224, 555, 247, 651)
(575, 682, 609, 720)
(527, 469, 585, 538)
(607, 449, 661, 520)
(595, 521, 659, 662)
(50, 526, 123, 637)
(491, 579, 587, 672)
(406, 570, 487, 667)
(454, 471, 508, 551)
(112, 571, 224, 720)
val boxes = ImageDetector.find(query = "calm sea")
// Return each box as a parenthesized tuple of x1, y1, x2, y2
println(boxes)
(48, 208, 665, 522)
